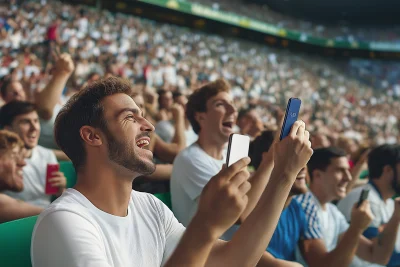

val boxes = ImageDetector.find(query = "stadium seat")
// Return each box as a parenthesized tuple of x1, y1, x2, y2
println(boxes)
(154, 192, 172, 209)
(0, 215, 38, 267)
(59, 161, 77, 188)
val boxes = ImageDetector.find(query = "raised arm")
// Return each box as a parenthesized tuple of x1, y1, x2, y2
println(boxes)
(170, 104, 186, 150)
(356, 198, 400, 265)
(35, 54, 74, 120)
(0, 194, 43, 223)
(300, 200, 373, 267)
(206, 121, 313, 267)
(164, 158, 251, 267)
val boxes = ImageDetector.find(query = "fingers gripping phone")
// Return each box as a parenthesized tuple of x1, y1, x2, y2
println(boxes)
(357, 189, 370, 208)
(226, 134, 250, 167)
(280, 98, 302, 140)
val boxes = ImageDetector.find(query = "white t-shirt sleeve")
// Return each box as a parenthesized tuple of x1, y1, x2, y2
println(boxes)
(151, 197, 185, 266)
(31, 211, 111, 267)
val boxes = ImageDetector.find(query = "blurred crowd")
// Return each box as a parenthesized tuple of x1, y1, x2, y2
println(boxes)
(1, 1, 399, 150)
(192, 0, 400, 43)
(1, 1, 400, 267)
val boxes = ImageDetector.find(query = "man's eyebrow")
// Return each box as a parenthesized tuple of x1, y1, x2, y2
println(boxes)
(115, 108, 143, 118)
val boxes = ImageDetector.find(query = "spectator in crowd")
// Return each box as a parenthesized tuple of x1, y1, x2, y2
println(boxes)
(237, 107, 264, 140)
(0, 101, 66, 208)
(0, 78, 26, 105)
(156, 89, 174, 122)
(32, 77, 313, 267)
(171, 79, 273, 230)
(338, 144, 400, 267)
(296, 147, 398, 266)
(0, 130, 43, 223)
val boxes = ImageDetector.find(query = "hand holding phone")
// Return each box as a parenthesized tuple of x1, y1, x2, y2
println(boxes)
(45, 164, 60, 195)
(280, 98, 301, 140)
(357, 189, 370, 208)
(226, 134, 250, 167)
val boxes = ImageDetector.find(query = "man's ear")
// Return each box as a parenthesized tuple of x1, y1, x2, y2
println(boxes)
(80, 126, 103, 147)
(312, 169, 323, 182)
(195, 112, 206, 125)
(382, 165, 394, 179)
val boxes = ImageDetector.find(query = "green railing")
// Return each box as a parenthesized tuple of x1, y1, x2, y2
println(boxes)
(137, 0, 400, 52)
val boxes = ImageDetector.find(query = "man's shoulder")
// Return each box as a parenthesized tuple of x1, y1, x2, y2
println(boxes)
(174, 144, 204, 165)
(34, 145, 56, 159)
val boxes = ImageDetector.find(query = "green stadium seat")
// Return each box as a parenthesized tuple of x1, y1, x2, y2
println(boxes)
(59, 161, 77, 188)
(359, 169, 369, 179)
(0, 216, 38, 267)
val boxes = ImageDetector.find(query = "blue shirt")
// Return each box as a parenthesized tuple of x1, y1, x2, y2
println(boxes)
(267, 198, 322, 261)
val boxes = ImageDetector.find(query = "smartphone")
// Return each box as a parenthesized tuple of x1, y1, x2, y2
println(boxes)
(279, 98, 302, 140)
(45, 164, 60, 195)
(357, 189, 370, 208)
(226, 134, 250, 167)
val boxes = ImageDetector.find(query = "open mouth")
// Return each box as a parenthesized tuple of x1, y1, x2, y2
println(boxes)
(222, 121, 234, 129)
(136, 137, 150, 149)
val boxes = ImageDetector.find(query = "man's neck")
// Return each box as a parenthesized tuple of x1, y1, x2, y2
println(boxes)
(371, 179, 394, 201)
(23, 147, 33, 158)
(309, 184, 329, 210)
(74, 160, 135, 217)
(197, 135, 226, 160)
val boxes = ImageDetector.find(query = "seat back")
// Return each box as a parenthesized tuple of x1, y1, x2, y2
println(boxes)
(0, 216, 38, 267)
(59, 161, 77, 188)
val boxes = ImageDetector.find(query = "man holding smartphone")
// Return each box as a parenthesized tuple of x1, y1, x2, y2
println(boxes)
(338, 144, 400, 267)
(32, 77, 313, 267)
(295, 147, 399, 267)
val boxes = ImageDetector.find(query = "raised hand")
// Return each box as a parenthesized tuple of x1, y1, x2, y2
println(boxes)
(195, 157, 252, 238)
(54, 53, 75, 76)
(272, 120, 313, 177)
(350, 200, 374, 231)
(171, 103, 185, 121)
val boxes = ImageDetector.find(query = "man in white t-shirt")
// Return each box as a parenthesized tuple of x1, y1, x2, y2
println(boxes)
(296, 147, 399, 267)
(32, 77, 313, 267)
(0, 101, 66, 207)
(338, 144, 400, 267)
(170, 79, 313, 250)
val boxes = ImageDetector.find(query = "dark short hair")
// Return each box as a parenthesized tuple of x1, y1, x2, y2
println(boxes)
(186, 79, 231, 134)
(368, 144, 400, 180)
(0, 101, 36, 127)
(173, 91, 183, 100)
(238, 108, 254, 122)
(248, 130, 275, 170)
(307, 147, 347, 180)
(54, 77, 133, 171)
